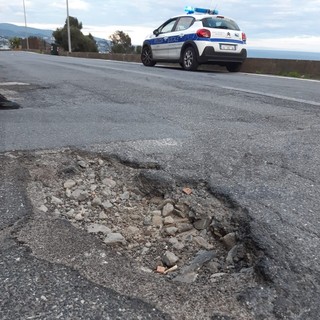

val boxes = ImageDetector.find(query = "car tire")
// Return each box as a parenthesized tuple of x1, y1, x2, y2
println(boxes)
(141, 46, 156, 67)
(226, 63, 242, 72)
(182, 47, 199, 71)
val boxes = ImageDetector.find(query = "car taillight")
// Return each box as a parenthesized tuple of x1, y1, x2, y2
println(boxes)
(196, 29, 211, 38)
(242, 32, 247, 42)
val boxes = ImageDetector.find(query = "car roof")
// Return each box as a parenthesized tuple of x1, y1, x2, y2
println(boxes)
(172, 13, 234, 21)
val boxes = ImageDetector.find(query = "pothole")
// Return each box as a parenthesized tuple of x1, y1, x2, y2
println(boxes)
(0, 93, 20, 109)
(19, 148, 257, 288)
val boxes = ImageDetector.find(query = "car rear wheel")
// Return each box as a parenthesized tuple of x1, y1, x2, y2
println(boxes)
(141, 46, 156, 67)
(182, 47, 199, 71)
(226, 63, 242, 72)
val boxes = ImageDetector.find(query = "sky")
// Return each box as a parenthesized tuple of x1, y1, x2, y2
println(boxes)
(1, 0, 320, 52)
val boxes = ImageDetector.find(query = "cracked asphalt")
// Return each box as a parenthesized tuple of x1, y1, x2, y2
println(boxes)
(1, 51, 320, 319)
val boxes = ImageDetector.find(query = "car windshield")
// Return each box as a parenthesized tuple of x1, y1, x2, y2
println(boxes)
(202, 17, 240, 31)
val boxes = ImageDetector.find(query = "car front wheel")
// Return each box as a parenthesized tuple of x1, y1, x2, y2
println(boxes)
(141, 46, 156, 67)
(182, 47, 199, 71)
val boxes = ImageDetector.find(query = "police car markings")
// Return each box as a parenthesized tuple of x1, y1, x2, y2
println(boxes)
(146, 33, 244, 45)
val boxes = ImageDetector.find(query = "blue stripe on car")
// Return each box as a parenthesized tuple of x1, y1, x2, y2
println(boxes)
(145, 33, 244, 45)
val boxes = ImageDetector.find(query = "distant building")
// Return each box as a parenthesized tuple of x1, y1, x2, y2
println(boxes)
(0, 36, 10, 50)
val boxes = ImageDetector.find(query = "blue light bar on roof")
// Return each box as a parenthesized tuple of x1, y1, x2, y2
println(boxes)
(184, 6, 219, 15)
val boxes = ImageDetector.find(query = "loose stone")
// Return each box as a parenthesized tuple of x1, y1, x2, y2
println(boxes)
(99, 211, 108, 219)
(78, 160, 88, 168)
(71, 189, 89, 201)
(102, 178, 116, 188)
(126, 226, 140, 236)
(102, 200, 113, 209)
(87, 223, 112, 234)
(120, 191, 130, 200)
(164, 216, 175, 225)
(165, 227, 178, 236)
(193, 236, 214, 250)
(221, 232, 237, 250)
(51, 196, 63, 205)
(152, 215, 163, 227)
(162, 251, 179, 267)
(75, 213, 84, 221)
(193, 218, 211, 230)
(174, 271, 198, 284)
(92, 197, 102, 207)
(162, 203, 174, 217)
(104, 232, 126, 245)
(177, 223, 193, 233)
(64, 179, 76, 189)
(38, 205, 48, 213)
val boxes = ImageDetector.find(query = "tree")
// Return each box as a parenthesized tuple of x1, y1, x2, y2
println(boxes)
(9, 37, 21, 49)
(110, 30, 134, 54)
(53, 16, 98, 52)
(135, 45, 142, 54)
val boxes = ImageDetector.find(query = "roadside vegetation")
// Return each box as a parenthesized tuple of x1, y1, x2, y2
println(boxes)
(53, 16, 98, 53)
(9, 37, 20, 49)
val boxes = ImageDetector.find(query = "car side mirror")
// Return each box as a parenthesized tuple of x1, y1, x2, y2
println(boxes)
(153, 29, 160, 36)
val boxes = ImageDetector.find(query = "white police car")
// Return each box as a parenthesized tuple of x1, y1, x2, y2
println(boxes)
(141, 6, 247, 72)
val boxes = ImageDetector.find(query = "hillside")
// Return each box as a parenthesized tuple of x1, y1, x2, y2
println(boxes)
(0, 23, 53, 39)
(0, 23, 111, 53)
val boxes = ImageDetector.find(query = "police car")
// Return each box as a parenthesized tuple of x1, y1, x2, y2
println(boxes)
(141, 6, 247, 72)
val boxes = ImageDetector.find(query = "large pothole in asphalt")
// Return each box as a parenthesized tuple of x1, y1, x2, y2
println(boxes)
(19, 148, 257, 285)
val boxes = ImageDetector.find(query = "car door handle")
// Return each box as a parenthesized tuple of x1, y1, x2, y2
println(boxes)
(179, 34, 184, 37)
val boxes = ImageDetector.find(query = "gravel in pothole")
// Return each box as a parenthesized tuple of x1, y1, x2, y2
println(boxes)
(24, 149, 255, 285)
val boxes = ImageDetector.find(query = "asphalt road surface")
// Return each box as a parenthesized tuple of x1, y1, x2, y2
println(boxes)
(1, 51, 320, 319)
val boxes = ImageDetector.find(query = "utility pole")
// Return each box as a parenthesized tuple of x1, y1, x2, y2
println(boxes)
(66, 0, 72, 53)
(22, 0, 29, 50)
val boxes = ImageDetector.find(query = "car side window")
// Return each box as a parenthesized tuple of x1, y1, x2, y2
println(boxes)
(159, 19, 178, 34)
(174, 16, 194, 31)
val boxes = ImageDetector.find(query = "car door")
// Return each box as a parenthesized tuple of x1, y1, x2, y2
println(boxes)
(151, 18, 178, 59)
(166, 16, 195, 59)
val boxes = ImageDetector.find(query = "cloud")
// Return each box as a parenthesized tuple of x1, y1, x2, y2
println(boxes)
(50, 0, 90, 11)
(1, 0, 320, 52)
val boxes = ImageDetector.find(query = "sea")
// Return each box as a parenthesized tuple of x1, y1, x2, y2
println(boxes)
(247, 49, 320, 61)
